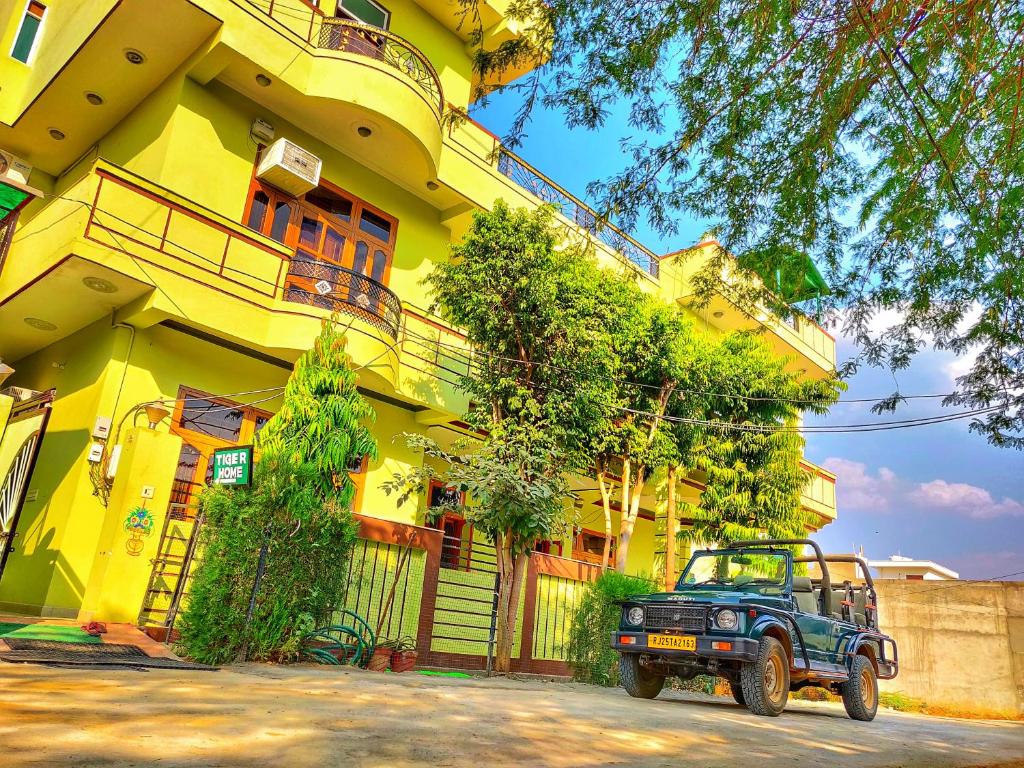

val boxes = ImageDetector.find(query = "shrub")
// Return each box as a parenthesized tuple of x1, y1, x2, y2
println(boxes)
(566, 570, 656, 686)
(177, 459, 358, 665)
(177, 318, 372, 665)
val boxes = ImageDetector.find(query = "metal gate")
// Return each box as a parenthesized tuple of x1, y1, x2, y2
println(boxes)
(428, 533, 500, 672)
(0, 389, 54, 582)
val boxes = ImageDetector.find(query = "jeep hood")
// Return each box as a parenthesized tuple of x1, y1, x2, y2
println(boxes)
(631, 590, 784, 606)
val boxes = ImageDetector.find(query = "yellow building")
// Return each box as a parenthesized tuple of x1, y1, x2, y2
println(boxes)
(0, 0, 838, 661)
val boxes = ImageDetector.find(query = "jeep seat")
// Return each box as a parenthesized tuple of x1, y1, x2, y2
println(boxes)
(853, 587, 868, 626)
(792, 576, 818, 614)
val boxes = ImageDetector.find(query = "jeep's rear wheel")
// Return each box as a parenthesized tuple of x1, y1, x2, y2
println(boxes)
(619, 653, 665, 699)
(729, 682, 746, 706)
(840, 654, 878, 721)
(740, 636, 790, 716)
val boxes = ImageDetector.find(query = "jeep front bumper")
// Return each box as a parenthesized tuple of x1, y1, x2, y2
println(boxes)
(611, 632, 759, 662)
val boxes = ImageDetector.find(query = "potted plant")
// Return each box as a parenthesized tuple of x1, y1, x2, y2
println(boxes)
(389, 636, 417, 673)
(368, 638, 397, 672)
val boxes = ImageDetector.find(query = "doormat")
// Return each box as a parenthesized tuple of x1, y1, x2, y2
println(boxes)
(0, 639, 217, 670)
(0, 622, 101, 644)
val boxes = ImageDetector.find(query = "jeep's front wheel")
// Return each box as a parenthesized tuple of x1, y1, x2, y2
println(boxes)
(840, 654, 878, 721)
(740, 636, 790, 716)
(619, 653, 665, 699)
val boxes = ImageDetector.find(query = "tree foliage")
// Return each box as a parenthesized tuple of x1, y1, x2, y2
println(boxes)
(178, 319, 370, 663)
(566, 570, 657, 686)
(465, 0, 1024, 447)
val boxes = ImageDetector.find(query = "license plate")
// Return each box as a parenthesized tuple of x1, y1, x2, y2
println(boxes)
(648, 634, 696, 651)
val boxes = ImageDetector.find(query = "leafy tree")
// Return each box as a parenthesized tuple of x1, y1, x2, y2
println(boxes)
(382, 425, 572, 673)
(178, 319, 372, 663)
(681, 333, 841, 547)
(464, 0, 1024, 447)
(426, 200, 620, 461)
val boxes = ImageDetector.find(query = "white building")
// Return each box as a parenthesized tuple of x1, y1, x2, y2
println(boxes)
(869, 554, 959, 581)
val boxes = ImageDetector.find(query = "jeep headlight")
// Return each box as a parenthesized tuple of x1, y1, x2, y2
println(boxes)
(714, 609, 739, 631)
(626, 606, 645, 626)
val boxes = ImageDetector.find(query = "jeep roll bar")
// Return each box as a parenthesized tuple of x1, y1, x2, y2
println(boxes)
(794, 553, 879, 628)
(727, 538, 832, 616)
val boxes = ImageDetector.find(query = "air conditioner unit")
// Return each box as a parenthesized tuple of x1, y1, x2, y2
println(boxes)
(256, 138, 321, 197)
(0, 149, 33, 187)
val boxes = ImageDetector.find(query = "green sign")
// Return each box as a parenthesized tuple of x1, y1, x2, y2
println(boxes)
(212, 446, 253, 486)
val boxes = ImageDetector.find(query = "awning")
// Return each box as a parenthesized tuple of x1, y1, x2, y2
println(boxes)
(747, 249, 831, 304)
(0, 178, 39, 219)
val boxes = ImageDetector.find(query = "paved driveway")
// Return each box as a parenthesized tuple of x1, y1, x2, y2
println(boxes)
(1, 662, 1021, 767)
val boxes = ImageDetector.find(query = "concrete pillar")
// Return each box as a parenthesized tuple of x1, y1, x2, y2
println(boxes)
(78, 426, 182, 624)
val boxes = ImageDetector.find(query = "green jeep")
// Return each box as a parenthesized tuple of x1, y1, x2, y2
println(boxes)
(611, 538, 898, 720)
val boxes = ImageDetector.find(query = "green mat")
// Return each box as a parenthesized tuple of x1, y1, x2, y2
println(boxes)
(0, 622, 102, 644)
(416, 670, 472, 679)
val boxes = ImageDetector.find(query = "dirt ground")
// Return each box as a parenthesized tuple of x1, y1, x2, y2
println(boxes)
(1, 662, 1022, 768)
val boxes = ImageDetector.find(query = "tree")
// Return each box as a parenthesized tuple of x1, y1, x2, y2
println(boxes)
(178, 318, 373, 663)
(465, 0, 1024, 447)
(681, 333, 841, 547)
(382, 425, 571, 673)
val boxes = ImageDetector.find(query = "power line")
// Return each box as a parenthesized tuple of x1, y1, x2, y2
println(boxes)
(400, 324, 1015, 409)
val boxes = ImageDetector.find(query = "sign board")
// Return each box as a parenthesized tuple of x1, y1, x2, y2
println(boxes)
(211, 445, 253, 486)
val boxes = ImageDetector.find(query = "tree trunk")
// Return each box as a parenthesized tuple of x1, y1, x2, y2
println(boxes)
(597, 468, 613, 571)
(616, 458, 631, 572)
(665, 465, 678, 592)
(617, 466, 646, 573)
(494, 541, 528, 674)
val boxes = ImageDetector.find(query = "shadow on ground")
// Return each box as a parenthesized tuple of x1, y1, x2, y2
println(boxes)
(1, 663, 1022, 767)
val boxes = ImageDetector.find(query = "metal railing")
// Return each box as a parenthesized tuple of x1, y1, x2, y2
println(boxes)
(284, 257, 403, 339)
(316, 18, 443, 113)
(497, 150, 660, 279)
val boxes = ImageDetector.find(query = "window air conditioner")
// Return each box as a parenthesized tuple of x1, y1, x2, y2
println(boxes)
(256, 138, 322, 197)
(0, 149, 33, 187)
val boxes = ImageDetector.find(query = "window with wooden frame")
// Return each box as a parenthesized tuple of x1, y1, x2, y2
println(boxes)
(534, 539, 564, 557)
(426, 480, 469, 569)
(11, 1, 46, 64)
(242, 170, 397, 300)
(336, 0, 390, 29)
(346, 454, 369, 513)
(167, 387, 274, 519)
(572, 528, 615, 566)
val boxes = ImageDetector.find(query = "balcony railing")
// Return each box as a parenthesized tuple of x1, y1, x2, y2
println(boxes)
(496, 150, 660, 279)
(284, 255, 402, 338)
(316, 19, 443, 113)
(249, 0, 443, 114)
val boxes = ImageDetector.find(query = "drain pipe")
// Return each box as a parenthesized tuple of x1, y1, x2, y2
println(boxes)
(109, 316, 136, 425)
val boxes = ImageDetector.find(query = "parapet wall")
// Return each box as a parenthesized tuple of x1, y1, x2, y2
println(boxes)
(875, 579, 1024, 718)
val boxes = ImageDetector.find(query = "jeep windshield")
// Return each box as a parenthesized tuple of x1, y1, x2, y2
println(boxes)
(676, 550, 789, 590)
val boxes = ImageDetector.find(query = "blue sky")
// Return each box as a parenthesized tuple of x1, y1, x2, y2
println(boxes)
(471, 95, 1024, 581)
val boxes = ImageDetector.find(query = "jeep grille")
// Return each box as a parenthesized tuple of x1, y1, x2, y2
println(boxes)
(644, 605, 707, 632)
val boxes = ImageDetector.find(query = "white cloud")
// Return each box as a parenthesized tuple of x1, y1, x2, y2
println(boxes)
(910, 479, 1024, 520)
(821, 457, 899, 512)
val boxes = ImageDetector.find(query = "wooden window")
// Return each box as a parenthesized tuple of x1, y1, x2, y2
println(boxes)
(243, 171, 397, 292)
(573, 528, 614, 566)
(336, 0, 390, 29)
(426, 480, 468, 569)
(347, 455, 369, 513)
(11, 1, 45, 64)
(905, 574, 924, 580)
(534, 539, 563, 557)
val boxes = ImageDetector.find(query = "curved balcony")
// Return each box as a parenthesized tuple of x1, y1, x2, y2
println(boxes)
(316, 18, 443, 115)
(284, 255, 402, 339)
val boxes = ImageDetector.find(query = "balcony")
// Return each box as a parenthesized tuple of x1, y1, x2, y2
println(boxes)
(284, 255, 401, 339)
(0, 163, 403, 387)
(496, 150, 660, 279)
(801, 460, 838, 527)
(204, 0, 445, 192)
(664, 242, 837, 377)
